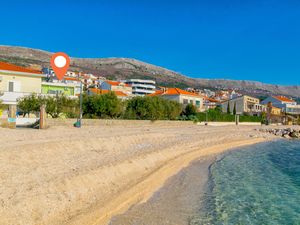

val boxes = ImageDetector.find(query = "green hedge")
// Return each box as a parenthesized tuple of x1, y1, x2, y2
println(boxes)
(195, 108, 262, 123)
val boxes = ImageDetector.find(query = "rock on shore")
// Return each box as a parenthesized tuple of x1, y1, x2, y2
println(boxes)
(257, 128, 300, 139)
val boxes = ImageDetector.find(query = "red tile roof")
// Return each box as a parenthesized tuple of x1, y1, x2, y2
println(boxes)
(204, 97, 220, 103)
(89, 88, 128, 97)
(0, 61, 42, 74)
(105, 80, 130, 87)
(273, 96, 295, 103)
(149, 88, 202, 97)
(65, 77, 80, 81)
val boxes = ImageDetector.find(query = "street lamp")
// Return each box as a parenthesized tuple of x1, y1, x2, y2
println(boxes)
(74, 72, 83, 128)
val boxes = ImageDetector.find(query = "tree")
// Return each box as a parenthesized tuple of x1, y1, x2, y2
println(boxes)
(227, 101, 230, 114)
(184, 103, 197, 117)
(233, 102, 236, 115)
(18, 94, 79, 118)
(83, 92, 123, 119)
(124, 96, 182, 120)
(18, 94, 41, 117)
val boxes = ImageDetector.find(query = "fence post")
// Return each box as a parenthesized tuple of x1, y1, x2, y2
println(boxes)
(8, 105, 17, 129)
(39, 105, 47, 129)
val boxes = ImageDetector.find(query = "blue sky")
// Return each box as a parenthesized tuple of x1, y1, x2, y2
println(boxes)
(0, 0, 300, 85)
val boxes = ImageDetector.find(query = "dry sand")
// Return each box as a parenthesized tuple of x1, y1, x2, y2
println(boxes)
(0, 122, 274, 225)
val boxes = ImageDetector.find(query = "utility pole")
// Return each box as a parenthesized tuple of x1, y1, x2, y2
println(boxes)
(75, 72, 83, 128)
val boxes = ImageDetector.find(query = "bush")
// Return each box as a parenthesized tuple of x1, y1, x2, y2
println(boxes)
(196, 108, 262, 123)
(82, 92, 123, 119)
(124, 96, 182, 120)
(184, 103, 197, 117)
(18, 94, 79, 118)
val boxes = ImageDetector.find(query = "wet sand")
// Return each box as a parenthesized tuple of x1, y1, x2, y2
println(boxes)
(110, 155, 216, 225)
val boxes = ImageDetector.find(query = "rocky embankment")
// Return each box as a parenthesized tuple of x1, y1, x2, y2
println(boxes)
(258, 128, 300, 139)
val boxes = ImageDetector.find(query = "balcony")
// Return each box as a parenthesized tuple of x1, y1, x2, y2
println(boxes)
(131, 83, 156, 89)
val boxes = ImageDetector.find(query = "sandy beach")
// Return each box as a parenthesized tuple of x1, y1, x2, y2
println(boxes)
(0, 121, 274, 225)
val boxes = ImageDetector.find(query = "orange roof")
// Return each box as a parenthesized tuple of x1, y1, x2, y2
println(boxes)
(0, 61, 42, 74)
(149, 88, 202, 97)
(273, 96, 295, 103)
(204, 97, 220, 103)
(148, 90, 164, 96)
(89, 88, 128, 97)
(64, 77, 80, 81)
(105, 80, 130, 87)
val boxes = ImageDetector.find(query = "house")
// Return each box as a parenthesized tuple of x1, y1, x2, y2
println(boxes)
(122, 79, 155, 96)
(149, 87, 205, 112)
(41, 82, 79, 97)
(204, 97, 220, 110)
(269, 105, 282, 116)
(0, 62, 44, 105)
(214, 90, 230, 101)
(264, 102, 283, 124)
(204, 89, 215, 98)
(222, 95, 263, 116)
(261, 96, 296, 108)
(261, 96, 300, 115)
(101, 80, 132, 96)
(88, 88, 129, 100)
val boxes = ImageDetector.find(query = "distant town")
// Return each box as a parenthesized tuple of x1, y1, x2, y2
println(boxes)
(0, 61, 300, 125)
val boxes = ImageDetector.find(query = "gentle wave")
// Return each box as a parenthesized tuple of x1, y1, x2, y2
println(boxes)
(191, 140, 300, 225)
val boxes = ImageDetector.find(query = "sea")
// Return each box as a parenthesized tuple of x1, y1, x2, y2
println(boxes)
(110, 140, 300, 225)
(192, 140, 300, 225)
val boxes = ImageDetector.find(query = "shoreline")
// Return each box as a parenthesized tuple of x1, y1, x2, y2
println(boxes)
(78, 138, 270, 225)
(110, 154, 217, 225)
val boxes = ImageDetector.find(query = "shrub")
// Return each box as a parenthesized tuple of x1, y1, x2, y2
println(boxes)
(124, 96, 182, 120)
(82, 92, 123, 119)
(18, 94, 79, 118)
(184, 103, 197, 117)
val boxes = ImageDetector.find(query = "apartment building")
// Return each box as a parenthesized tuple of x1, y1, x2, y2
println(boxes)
(261, 96, 300, 115)
(222, 95, 263, 116)
(122, 79, 156, 96)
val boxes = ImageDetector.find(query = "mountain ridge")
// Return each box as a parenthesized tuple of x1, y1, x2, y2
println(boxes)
(0, 45, 300, 98)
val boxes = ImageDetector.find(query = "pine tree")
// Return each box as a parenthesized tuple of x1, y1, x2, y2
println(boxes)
(233, 102, 237, 115)
(227, 102, 230, 114)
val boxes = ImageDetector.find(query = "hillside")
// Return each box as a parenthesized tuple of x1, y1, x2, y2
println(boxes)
(1, 45, 300, 98)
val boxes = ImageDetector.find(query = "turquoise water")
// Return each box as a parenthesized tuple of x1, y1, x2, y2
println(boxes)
(191, 140, 300, 225)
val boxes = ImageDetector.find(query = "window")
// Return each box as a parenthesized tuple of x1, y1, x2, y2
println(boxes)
(196, 100, 201, 107)
(8, 82, 14, 92)
(183, 99, 188, 104)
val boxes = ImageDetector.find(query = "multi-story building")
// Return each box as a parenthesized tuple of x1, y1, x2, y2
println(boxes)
(122, 79, 156, 96)
(261, 96, 300, 115)
(222, 95, 263, 116)
(149, 87, 205, 112)
(0, 62, 45, 105)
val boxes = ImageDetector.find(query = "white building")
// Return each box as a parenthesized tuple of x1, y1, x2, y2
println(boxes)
(222, 95, 263, 116)
(261, 96, 300, 115)
(150, 87, 205, 112)
(122, 79, 156, 96)
(0, 62, 45, 105)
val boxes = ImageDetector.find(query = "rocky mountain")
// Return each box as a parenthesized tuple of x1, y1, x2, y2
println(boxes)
(1, 45, 300, 98)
